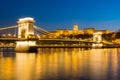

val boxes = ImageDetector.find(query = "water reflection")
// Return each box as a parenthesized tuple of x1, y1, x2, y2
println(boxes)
(0, 48, 120, 80)
(0, 48, 16, 57)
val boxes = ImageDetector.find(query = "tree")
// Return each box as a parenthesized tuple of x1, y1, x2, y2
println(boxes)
(102, 33, 112, 41)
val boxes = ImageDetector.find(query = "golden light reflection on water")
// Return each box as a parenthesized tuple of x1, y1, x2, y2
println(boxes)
(0, 48, 120, 80)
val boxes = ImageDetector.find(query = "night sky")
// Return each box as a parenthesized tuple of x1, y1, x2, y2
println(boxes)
(0, 0, 120, 31)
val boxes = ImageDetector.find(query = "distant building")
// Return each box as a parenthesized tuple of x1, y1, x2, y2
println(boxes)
(83, 28, 96, 34)
(48, 24, 111, 38)
(95, 30, 110, 34)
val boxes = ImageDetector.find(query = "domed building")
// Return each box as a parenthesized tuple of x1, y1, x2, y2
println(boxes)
(47, 24, 111, 39)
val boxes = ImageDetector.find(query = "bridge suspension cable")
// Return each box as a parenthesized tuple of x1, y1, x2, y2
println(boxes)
(102, 37, 112, 44)
(0, 25, 18, 30)
(34, 26, 49, 33)
(34, 26, 57, 39)
(0, 25, 18, 38)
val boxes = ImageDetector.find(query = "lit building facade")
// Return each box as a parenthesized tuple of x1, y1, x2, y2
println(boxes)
(49, 24, 111, 38)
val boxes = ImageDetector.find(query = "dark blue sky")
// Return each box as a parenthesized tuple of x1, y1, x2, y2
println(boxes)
(0, 0, 120, 31)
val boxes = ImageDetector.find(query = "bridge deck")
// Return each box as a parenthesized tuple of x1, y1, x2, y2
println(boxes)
(31, 45, 92, 48)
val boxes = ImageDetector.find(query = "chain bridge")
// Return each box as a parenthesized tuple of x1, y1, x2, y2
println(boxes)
(0, 17, 114, 52)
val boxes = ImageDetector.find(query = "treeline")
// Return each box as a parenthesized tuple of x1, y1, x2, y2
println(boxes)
(102, 32, 120, 41)
(58, 32, 120, 41)
(58, 34, 93, 39)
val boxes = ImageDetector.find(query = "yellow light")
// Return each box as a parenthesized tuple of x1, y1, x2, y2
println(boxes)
(2, 34, 6, 37)
(8, 33, 11, 36)
(17, 41, 29, 46)
(28, 41, 36, 46)
(16, 41, 36, 46)
(15, 41, 36, 52)
(13, 34, 16, 37)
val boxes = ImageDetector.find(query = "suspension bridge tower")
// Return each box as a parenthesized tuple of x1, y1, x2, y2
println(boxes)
(16, 17, 36, 52)
(17, 17, 35, 38)
(92, 32, 103, 47)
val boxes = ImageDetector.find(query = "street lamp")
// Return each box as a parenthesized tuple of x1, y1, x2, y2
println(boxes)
(13, 34, 16, 38)
(2, 34, 6, 38)
(8, 33, 11, 38)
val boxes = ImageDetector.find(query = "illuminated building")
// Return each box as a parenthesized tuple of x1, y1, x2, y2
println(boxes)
(49, 24, 111, 38)
(83, 28, 95, 34)
(95, 30, 111, 34)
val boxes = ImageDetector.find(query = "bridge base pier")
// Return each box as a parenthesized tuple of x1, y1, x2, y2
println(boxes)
(15, 41, 36, 52)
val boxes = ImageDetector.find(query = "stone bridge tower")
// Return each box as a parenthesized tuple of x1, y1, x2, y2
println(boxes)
(93, 32, 102, 43)
(16, 17, 36, 52)
(17, 17, 35, 38)
(92, 32, 103, 47)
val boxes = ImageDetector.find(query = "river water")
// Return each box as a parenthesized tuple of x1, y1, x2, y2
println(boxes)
(0, 48, 120, 80)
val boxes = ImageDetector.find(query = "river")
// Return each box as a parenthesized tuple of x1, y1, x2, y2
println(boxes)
(0, 48, 120, 80)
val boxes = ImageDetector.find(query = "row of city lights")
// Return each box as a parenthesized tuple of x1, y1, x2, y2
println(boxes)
(0, 33, 57, 39)
(1, 34, 16, 37)
(0, 33, 43, 38)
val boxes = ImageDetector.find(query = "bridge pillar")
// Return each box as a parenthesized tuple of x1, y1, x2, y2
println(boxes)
(17, 17, 35, 38)
(92, 32, 103, 47)
(15, 41, 36, 52)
